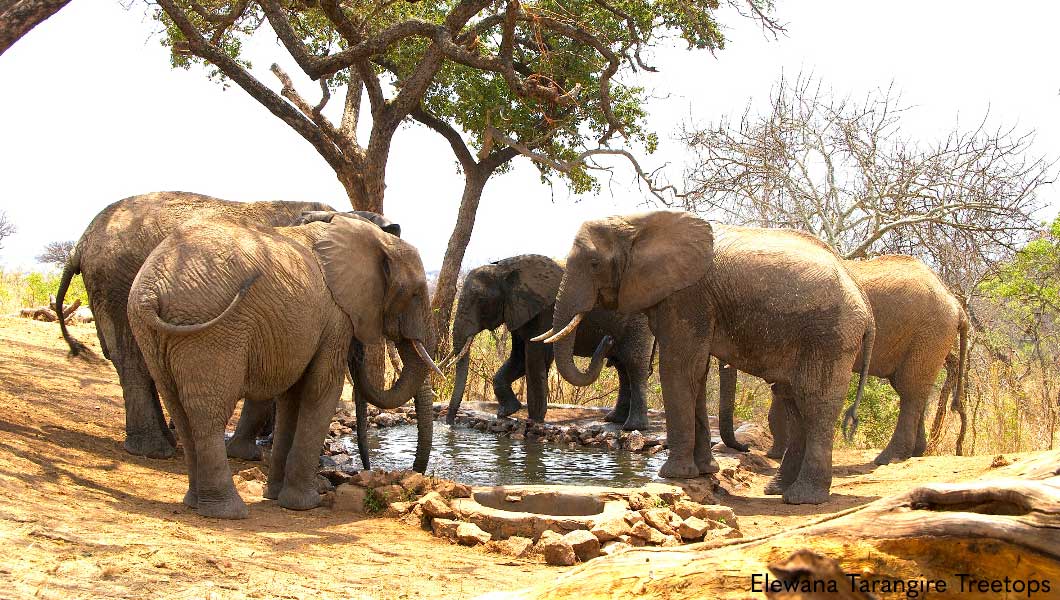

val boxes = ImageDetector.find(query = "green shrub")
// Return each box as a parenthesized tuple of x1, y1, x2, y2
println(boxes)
(837, 375, 900, 449)
(0, 269, 89, 313)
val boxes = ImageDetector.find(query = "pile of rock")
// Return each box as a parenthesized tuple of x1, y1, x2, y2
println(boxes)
(322, 468, 473, 515)
(446, 407, 667, 454)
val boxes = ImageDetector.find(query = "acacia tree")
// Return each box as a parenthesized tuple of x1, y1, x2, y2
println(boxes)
(36, 239, 74, 266)
(680, 72, 1055, 297)
(150, 0, 782, 354)
(0, 211, 14, 251)
(0, 0, 72, 56)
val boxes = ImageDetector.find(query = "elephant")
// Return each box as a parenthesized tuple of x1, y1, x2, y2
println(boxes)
(444, 254, 654, 430)
(545, 210, 874, 505)
(56, 191, 335, 459)
(719, 254, 969, 465)
(222, 208, 405, 462)
(127, 214, 440, 518)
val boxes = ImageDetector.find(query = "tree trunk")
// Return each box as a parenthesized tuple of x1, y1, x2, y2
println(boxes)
(0, 0, 72, 56)
(497, 452, 1060, 600)
(430, 168, 488, 356)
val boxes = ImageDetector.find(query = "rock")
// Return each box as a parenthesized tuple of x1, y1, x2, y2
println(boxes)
(536, 531, 577, 566)
(488, 420, 511, 433)
(678, 516, 711, 540)
(673, 499, 703, 520)
(623, 511, 644, 526)
(639, 508, 680, 536)
(431, 518, 461, 541)
(600, 541, 631, 556)
(733, 422, 772, 450)
(679, 479, 719, 505)
(510, 433, 525, 441)
(432, 480, 473, 499)
(319, 469, 355, 487)
(457, 522, 492, 546)
(330, 453, 352, 466)
(629, 521, 654, 540)
(233, 476, 263, 497)
(418, 491, 456, 519)
(659, 534, 682, 547)
(562, 530, 600, 562)
(371, 482, 403, 504)
(647, 444, 665, 456)
(624, 431, 646, 451)
(699, 506, 738, 529)
(388, 501, 414, 515)
(332, 485, 367, 512)
(399, 472, 428, 495)
(316, 475, 335, 494)
(626, 492, 650, 511)
(236, 467, 266, 482)
(400, 504, 427, 528)
(590, 518, 630, 542)
(352, 470, 389, 488)
(492, 536, 534, 558)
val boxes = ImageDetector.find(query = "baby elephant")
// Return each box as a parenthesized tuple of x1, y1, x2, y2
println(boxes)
(128, 215, 437, 519)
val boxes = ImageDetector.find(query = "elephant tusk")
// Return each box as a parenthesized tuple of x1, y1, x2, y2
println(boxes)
(444, 337, 474, 368)
(542, 313, 584, 344)
(529, 328, 555, 342)
(414, 340, 445, 378)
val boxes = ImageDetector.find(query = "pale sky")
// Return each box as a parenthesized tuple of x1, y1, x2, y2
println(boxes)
(1, 1, 1057, 272)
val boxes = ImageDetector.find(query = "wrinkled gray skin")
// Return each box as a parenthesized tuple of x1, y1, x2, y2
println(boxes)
(55, 192, 335, 459)
(225, 208, 413, 467)
(127, 215, 434, 518)
(720, 254, 969, 466)
(446, 255, 654, 430)
(549, 211, 874, 505)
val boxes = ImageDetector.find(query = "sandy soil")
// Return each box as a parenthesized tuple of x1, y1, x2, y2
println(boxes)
(0, 316, 1017, 599)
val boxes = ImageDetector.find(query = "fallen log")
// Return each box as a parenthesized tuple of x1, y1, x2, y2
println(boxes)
(493, 451, 1060, 600)
(19, 298, 84, 323)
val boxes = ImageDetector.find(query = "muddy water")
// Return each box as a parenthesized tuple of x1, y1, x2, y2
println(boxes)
(338, 424, 669, 487)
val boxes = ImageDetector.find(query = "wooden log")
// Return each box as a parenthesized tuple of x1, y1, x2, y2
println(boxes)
(496, 451, 1060, 600)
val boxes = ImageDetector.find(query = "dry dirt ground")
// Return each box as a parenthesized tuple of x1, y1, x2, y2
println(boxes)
(0, 316, 1023, 599)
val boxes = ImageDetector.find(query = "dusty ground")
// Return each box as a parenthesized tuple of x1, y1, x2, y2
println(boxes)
(0, 316, 1020, 599)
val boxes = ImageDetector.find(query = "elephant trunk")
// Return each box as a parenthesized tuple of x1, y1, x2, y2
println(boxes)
(718, 362, 749, 452)
(354, 383, 371, 469)
(446, 352, 472, 425)
(551, 311, 611, 387)
(411, 380, 434, 473)
(351, 338, 430, 410)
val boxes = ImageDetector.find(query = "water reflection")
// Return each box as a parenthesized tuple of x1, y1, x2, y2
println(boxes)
(339, 423, 669, 487)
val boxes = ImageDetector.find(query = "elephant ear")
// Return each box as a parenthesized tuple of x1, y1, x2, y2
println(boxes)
(314, 215, 389, 344)
(617, 211, 714, 313)
(503, 255, 563, 331)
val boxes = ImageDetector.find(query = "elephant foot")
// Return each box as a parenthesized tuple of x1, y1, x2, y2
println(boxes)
(874, 445, 913, 466)
(621, 414, 649, 432)
(226, 438, 263, 461)
(603, 408, 627, 424)
(263, 481, 283, 500)
(197, 495, 249, 519)
(781, 481, 830, 505)
(763, 475, 789, 495)
(124, 432, 175, 459)
(765, 445, 786, 460)
(658, 456, 700, 479)
(278, 486, 322, 511)
(183, 488, 198, 509)
(496, 400, 523, 419)
(696, 456, 720, 475)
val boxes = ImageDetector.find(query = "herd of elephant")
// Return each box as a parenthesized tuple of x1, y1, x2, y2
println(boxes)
(53, 191, 968, 518)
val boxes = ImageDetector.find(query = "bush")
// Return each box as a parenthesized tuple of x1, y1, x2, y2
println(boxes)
(836, 376, 900, 450)
(0, 269, 88, 313)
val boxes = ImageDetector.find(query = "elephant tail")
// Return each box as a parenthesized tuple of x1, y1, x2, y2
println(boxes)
(141, 273, 260, 336)
(842, 316, 876, 442)
(55, 245, 93, 359)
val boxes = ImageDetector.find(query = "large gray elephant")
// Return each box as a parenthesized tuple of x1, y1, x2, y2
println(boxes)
(223, 208, 404, 462)
(719, 254, 969, 465)
(444, 255, 654, 430)
(127, 214, 440, 518)
(546, 211, 874, 505)
(56, 191, 334, 458)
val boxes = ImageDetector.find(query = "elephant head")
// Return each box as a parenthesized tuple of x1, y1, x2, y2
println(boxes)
(313, 214, 439, 433)
(545, 211, 714, 385)
(300, 209, 402, 237)
(445, 255, 562, 425)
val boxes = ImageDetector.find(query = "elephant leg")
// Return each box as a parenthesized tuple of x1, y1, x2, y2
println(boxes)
(604, 360, 631, 425)
(781, 372, 846, 505)
(764, 385, 802, 494)
(622, 359, 651, 432)
(876, 371, 933, 465)
(278, 356, 344, 511)
(158, 382, 198, 508)
(493, 334, 526, 419)
(766, 390, 791, 459)
(226, 399, 273, 461)
(179, 389, 245, 519)
(264, 392, 297, 500)
(694, 371, 719, 474)
(524, 340, 552, 422)
(656, 321, 712, 480)
(108, 314, 175, 458)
